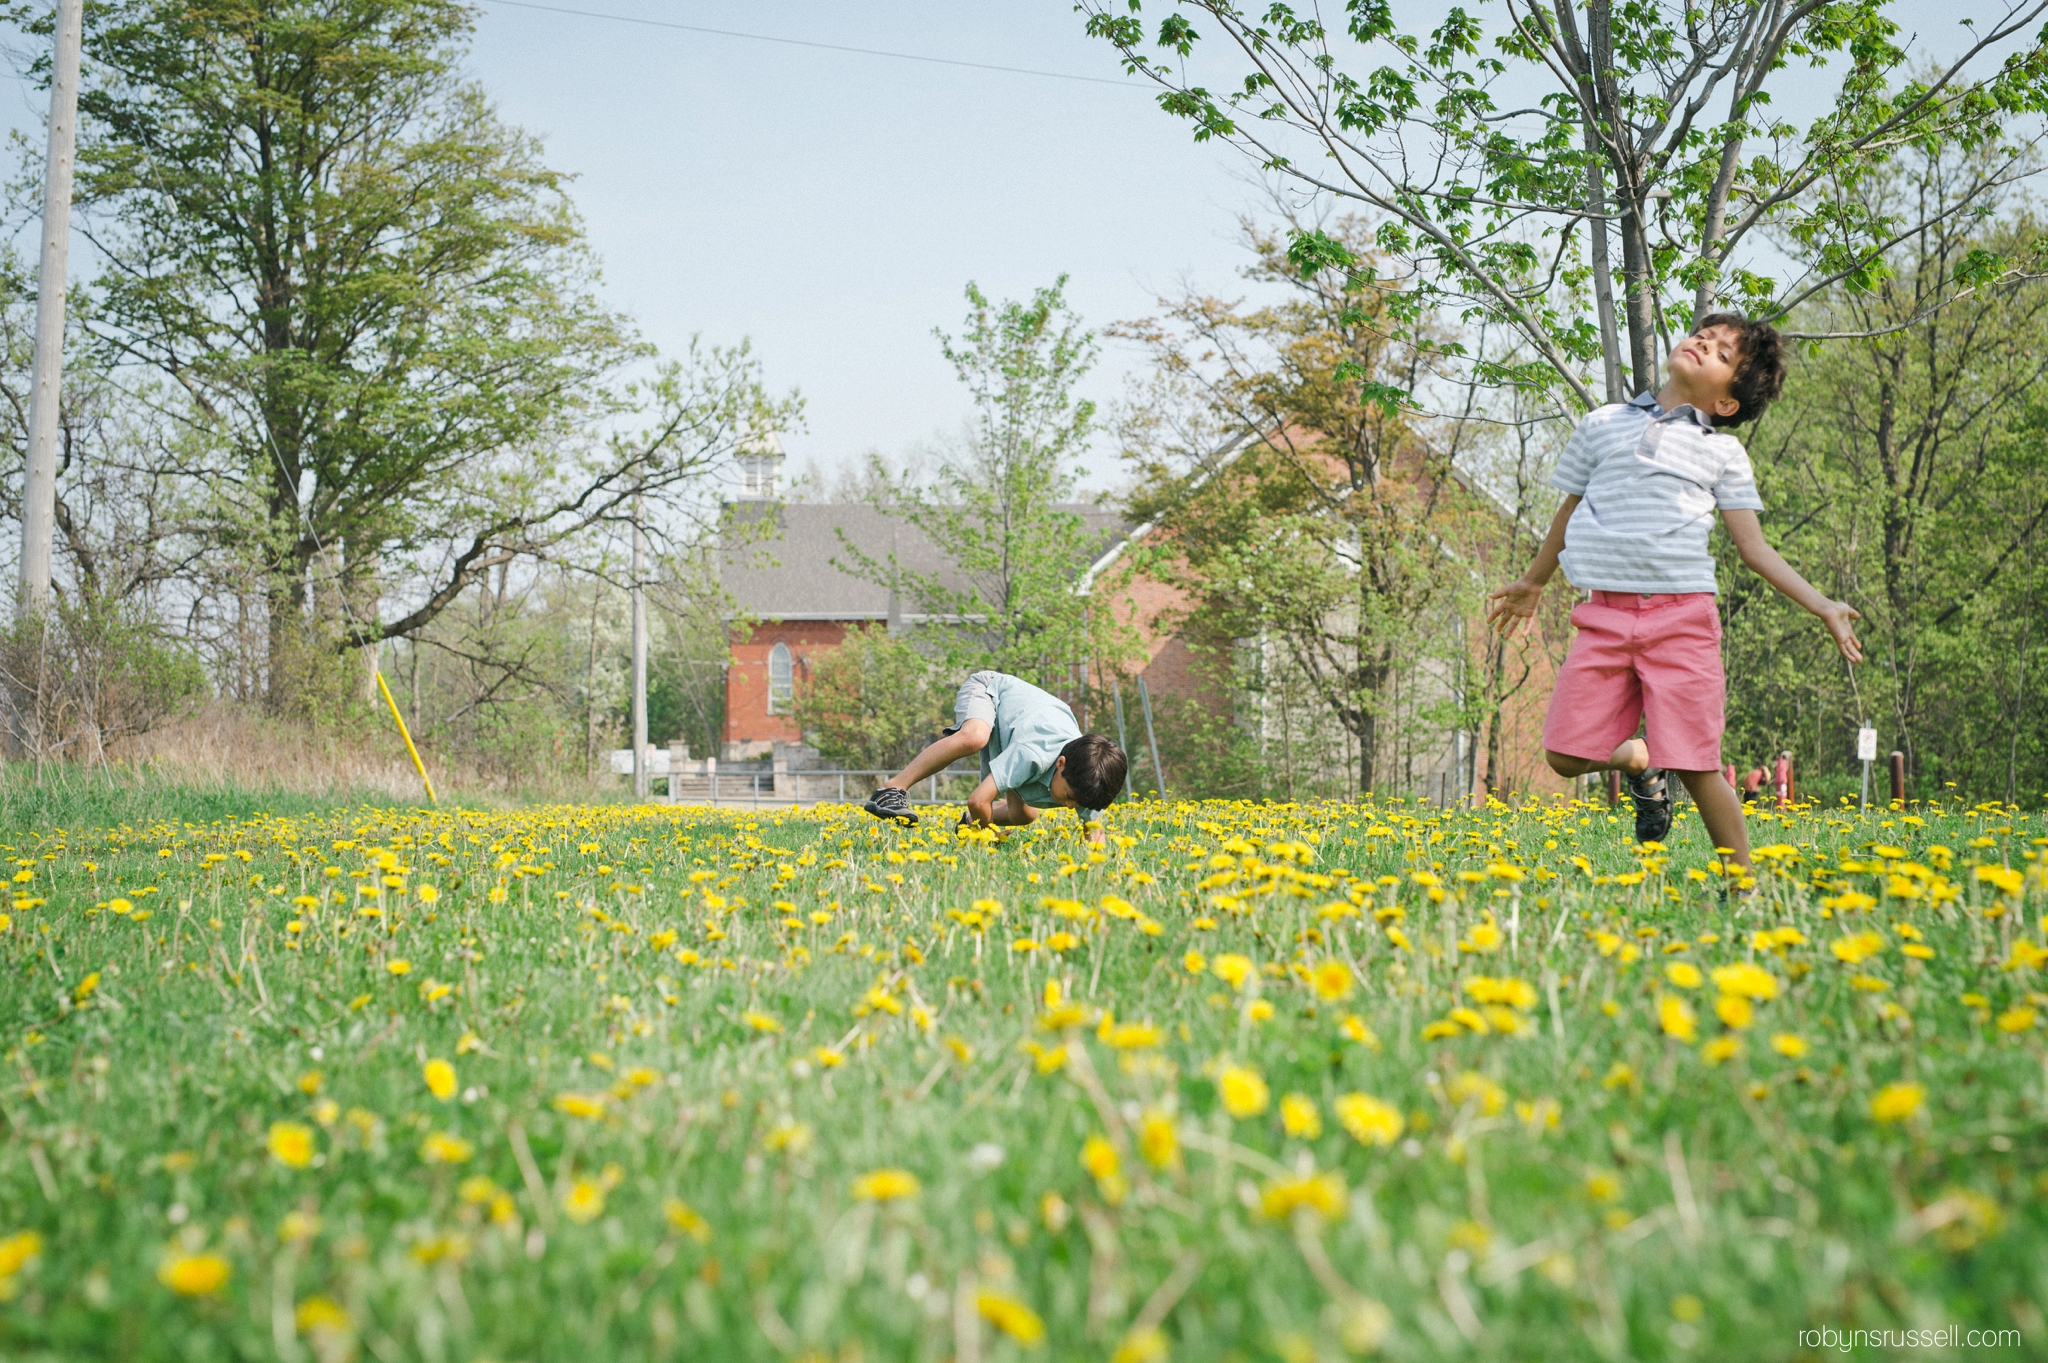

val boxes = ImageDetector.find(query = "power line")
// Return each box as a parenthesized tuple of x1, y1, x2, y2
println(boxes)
(479, 0, 1141, 89)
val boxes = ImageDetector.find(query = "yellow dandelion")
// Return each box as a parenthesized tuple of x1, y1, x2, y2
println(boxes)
(1333, 1092, 1404, 1147)
(1311, 959, 1354, 1001)
(850, 1169, 921, 1202)
(976, 1291, 1046, 1347)
(419, 1132, 473, 1164)
(423, 1058, 457, 1102)
(562, 1177, 606, 1224)
(294, 1295, 349, 1336)
(1280, 1092, 1322, 1140)
(1217, 1064, 1270, 1118)
(1658, 995, 1698, 1044)
(1260, 1169, 1346, 1221)
(158, 1252, 231, 1296)
(1870, 1082, 1926, 1124)
(266, 1121, 315, 1169)
(552, 1092, 609, 1120)
(1137, 1111, 1178, 1169)
(1770, 1032, 1809, 1058)
(385, 959, 411, 976)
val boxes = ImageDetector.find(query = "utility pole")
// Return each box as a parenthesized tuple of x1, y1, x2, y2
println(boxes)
(630, 494, 649, 801)
(19, 0, 85, 614)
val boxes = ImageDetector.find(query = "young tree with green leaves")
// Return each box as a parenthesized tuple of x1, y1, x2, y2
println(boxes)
(841, 278, 1139, 694)
(1116, 216, 1487, 794)
(790, 626, 949, 774)
(1081, 0, 2048, 410)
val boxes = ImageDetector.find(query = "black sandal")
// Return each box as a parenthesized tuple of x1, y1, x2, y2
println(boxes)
(1625, 767, 1673, 844)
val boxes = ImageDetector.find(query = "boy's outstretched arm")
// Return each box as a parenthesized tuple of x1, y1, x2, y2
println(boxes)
(1720, 510, 1863, 661)
(1486, 494, 1579, 638)
(965, 776, 1036, 828)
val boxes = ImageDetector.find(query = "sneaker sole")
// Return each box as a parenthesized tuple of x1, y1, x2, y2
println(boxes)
(861, 799, 917, 826)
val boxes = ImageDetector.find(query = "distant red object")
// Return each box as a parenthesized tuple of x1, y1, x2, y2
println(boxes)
(1774, 751, 1793, 806)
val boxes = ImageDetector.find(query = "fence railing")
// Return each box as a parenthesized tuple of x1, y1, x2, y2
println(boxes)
(658, 763, 982, 807)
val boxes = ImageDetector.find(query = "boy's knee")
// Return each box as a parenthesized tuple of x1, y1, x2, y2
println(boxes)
(953, 719, 991, 750)
(1545, 750, 1591, 778)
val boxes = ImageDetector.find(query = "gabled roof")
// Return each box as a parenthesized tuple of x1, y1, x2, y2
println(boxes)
(722, 502, 1129, 621)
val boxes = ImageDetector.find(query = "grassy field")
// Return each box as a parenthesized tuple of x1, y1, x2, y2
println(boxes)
(0, 789, 2042, 1362)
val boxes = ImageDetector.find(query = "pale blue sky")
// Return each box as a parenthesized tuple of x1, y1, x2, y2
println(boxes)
(462, 1, 1257, 489)
(4, 1, 2021, 493)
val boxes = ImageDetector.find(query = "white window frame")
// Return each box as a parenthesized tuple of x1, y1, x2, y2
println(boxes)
(767, 642, 794, 715)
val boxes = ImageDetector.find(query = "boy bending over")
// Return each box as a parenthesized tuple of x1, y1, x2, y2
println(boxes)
(863, 671, 1127, 844)
(1487, 314, 1862, 877)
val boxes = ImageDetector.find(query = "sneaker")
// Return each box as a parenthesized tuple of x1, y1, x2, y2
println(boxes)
(863, 785, 917, 826)
(1625, 767, 1673, 844)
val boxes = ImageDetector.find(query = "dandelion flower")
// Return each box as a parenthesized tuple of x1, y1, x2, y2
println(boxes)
(1080, 1134, 1121, 1181)
(1664, 962, 1703, 990)
(1280, 1092, 1322, 1140)
(1333, 1092, 1404, 1147)
(1210, 953, 1253, 988)
(423, 1058, 457, 1102)
(552, 1092, 609, 1120)
(1870, 1082, 1926, 1124)
(294, 1296, 349, 1336)
(1770, 1032, 1808, 1058)
(562, 1178, 606, 1224)
(1311, 959, 1354, 1001)
(419, 1132, 473, 1164)
(159, 1251, 231, 1296)
(976, 1291, 1046, 1347)
(742, 1010, 782, 1034)
(0, 1232, 43, 1277)
(851, 1169, 920, 1202)
(1710, 962, 1780, 1000)
(1217, 1064, 1270, 1118)
(1658, 995, 1698, 1043)
(266, 1121, 315, 1169)
(1137, 1111, 1178, 1169)
(385, 959, 411, 976)
(1260, 1169, 1345, 1220)
(664, 1199, 712, 1243)
(1714, 995, 1755, 1029)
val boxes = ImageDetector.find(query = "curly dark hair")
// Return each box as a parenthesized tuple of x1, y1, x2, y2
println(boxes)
(1693, 311, 1785, 428)
(1059, 734, 1127, 811)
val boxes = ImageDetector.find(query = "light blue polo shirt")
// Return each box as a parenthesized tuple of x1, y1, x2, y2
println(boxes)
(980, 674, 1099, 823)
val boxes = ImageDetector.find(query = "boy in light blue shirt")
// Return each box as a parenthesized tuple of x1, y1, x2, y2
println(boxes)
(864, 671, 1127, 844)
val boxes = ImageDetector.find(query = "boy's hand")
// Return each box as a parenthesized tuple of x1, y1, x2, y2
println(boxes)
(1485, 579, 1543, 638)
(1818, 599, 1863, 662)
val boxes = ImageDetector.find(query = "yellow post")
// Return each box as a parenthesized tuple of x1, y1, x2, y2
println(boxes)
(375, 668, 437, 804)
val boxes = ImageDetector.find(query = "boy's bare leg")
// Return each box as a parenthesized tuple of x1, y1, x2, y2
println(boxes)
(1543, 737, 1650, 779)
(882, 720, 990, 791)
(1675, 768, 1751, 875)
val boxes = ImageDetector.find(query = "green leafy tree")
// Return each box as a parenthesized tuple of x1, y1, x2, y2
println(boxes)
(790, 626, 948, 773)
(1081, 0, 2048, 408)
(841, 278, 1140, 694)
(1116, 217, 1484, 793)
(1722, 147, 2048, 799)
(35, 0, 790, 709)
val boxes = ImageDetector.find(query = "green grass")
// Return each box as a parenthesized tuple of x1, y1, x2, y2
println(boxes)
(0, 793, 2042, 1361)
(0, 764, 403, 834)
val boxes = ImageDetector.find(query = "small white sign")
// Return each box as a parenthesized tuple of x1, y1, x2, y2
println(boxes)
(1856, 727, 1878, 762)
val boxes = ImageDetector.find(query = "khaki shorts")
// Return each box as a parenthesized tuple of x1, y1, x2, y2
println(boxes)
(953, 672, 1001, 780)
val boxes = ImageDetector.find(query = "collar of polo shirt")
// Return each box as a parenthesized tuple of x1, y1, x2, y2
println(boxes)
(1628, 391, 1716, 431)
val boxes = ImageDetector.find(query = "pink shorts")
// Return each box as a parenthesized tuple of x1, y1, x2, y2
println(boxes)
(1543, 591, 1725, 772)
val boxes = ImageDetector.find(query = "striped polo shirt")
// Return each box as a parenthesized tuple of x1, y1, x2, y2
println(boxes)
(1551, 393, 1764, 594)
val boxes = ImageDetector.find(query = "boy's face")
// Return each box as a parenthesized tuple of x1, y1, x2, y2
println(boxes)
(1668, 323, 1744, 420)
(1048, 756, 1079, 808)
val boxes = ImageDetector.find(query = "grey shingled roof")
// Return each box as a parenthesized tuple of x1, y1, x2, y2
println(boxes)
(722, 502, 1129, 620)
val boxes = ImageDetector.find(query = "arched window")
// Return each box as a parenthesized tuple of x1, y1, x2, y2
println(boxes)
(767, 643, 794, 714)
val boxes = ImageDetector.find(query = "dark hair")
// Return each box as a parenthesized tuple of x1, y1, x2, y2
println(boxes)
(1694, 311, 1784, 428)
(1059, 734, 1127, 810)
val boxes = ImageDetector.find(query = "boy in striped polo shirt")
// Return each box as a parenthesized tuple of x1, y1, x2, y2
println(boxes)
(1486, 314, 1863, 878)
